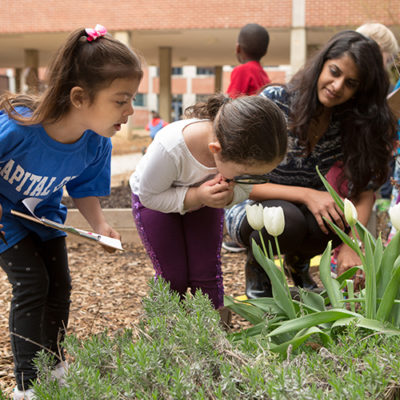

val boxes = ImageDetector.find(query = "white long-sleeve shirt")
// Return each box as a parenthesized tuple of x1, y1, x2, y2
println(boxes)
(129, 119, 252, 214)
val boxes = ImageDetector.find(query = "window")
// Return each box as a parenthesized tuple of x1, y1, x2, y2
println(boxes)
(172, 67, 183, 75)
(133, 93, 146, 107)
(196, 67, 215, 76)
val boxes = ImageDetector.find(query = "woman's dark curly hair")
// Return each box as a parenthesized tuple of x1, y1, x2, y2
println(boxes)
(184, 93, 287, 166)
(288, 30, 397, 198)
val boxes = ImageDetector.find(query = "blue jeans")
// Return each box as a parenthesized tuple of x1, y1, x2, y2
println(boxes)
(0, 235, 71, 390)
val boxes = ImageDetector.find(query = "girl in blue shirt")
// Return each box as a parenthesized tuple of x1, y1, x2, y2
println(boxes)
(0, 25, 143, 398)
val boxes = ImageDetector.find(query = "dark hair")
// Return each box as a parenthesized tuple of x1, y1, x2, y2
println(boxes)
(0, 27, 143, 124)
(238, 23, 270, 60)
(288, 30, 397, 197)
(185, 94, 287, 165)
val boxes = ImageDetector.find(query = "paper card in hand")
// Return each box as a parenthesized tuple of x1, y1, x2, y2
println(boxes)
(11, 198, 123, 251)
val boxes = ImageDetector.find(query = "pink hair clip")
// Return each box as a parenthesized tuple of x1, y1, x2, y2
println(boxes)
(85, 24, 107, 42)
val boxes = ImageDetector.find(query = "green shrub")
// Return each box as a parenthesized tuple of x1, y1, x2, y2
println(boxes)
(29, 279, 400, 399)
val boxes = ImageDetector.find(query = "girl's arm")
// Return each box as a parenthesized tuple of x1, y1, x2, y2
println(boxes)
(72, 196, 120, 252)
(250, 182, 345, 233)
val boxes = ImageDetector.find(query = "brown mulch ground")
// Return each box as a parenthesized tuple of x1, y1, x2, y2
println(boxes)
(0, 239, 254, 394)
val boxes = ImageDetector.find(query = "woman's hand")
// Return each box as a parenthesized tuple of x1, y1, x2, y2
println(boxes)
(336, 244, 364, 289)
(304, 189, 346, 234)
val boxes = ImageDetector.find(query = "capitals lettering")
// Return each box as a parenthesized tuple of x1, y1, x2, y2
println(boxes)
(0, 159, 76, 197)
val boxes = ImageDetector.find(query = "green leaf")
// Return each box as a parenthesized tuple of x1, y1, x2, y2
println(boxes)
(336, 266, 360, 284)
(223, 295, 265, 325)
(323, 218, 361, 254)
(318, 241, 344, 308)
(316, 166, 375, 246)
(332, 316, 400, 336)
(269, 326, 332, 354)
(252, 240, 297, 319)
(364, 232, 377, 319)
(266, 309, 360, 337)
(243, 297, 285, 315)
(376, 264, 400, 322)
(229, 321, 267, 341)
(377, 231, 400, 298)
(299, 290, 326, 312)
(374, 235, 384, 276)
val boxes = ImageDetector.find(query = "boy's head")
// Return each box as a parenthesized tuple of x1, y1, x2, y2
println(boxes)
(236, 23, 270, 62)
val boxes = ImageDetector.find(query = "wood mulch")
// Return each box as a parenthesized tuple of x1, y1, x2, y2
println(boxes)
(0, 238, 253, 394)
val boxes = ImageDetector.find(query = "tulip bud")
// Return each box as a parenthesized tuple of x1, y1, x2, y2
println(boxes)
(245, 203, 264, 231)
(263, 206, 285, 237)
(389, 203, 400, 231)
(344, 198, 358, 227)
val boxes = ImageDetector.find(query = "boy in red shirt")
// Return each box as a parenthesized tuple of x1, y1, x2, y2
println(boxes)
(227, 23, 271, 98)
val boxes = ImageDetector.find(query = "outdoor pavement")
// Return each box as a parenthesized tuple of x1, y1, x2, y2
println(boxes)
(111, 152, 143, 177)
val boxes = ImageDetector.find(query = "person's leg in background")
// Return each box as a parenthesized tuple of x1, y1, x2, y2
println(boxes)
(183, 207, 225, 309)
(132, 194, 190, 298)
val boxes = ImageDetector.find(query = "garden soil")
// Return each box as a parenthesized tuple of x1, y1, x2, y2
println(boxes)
(0, 134, 390, 394)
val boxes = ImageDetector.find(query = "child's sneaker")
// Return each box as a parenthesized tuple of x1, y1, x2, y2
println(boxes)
(13, 387, 35, 400)
(222, 241, 246, 253)
(51, 360, 69, 386)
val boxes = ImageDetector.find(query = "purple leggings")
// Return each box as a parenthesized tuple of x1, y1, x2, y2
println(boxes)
(132, 194, 225, 308)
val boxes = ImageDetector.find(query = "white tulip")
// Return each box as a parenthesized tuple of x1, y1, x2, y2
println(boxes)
(389, 203, 400, 231)
(263, 206, 285, 237)
(245, 203, 264, 231)
(344, 198, 358, 227)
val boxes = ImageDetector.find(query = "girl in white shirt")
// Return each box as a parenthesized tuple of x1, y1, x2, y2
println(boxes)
(130, 94, 287, 310)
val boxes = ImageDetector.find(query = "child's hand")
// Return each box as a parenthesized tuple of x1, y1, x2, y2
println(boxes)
(95, 222, 121, 253)
(197, 174, 234, 208)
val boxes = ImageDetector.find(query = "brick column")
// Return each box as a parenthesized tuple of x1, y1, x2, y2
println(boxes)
(290, 0, 306, 77)
(114, 31, 133, 138)
(159, 46, 172, 123)
(23, 49, 39, 94)
(214, 66, 222, 93)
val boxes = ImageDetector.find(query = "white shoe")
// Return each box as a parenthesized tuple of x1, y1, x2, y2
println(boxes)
(51, 360, 69, 386)
(222, 241, 246, 253)
(13, 387, 35, 400)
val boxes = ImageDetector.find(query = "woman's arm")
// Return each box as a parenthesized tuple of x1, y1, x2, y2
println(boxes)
(72, 196, 120, 252)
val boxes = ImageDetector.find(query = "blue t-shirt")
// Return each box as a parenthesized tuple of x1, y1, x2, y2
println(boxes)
(0, 108, 112, 252)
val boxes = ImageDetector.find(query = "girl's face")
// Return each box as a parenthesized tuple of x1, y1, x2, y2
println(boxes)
(81, 77, 140, 138)
(317, 54, 360, 108)
(213, 153, 281, 182)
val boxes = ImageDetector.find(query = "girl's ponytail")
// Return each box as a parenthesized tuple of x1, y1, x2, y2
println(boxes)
(184, 93, 229, 121)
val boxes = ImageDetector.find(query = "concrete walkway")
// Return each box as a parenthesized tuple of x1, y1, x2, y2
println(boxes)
(111, 152, 143, 176)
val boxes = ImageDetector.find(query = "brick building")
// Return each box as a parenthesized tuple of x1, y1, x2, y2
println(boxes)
(0, 0, 398, 131)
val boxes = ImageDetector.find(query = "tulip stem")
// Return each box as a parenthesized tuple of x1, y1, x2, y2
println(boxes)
(258, 230, 267, 258)
(274, 236, 286, 284)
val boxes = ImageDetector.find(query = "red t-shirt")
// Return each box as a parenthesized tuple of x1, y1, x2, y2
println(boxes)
(227, 61, 271, 98)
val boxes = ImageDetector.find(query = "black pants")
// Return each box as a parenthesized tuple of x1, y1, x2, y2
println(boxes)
(240, 200, 344, 262)
(0, 235, 71, 390)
